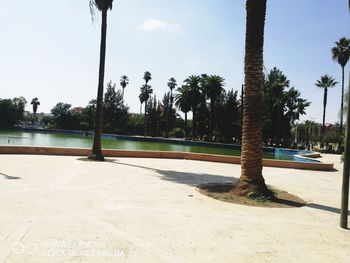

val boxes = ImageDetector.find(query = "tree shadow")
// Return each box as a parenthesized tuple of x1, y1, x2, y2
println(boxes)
(0, 172, 21, 180)
(113, 161, 237, 187)
(111, 161, 349, 214)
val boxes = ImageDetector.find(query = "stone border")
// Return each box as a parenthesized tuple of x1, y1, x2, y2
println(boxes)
(0, 146, 334, 171)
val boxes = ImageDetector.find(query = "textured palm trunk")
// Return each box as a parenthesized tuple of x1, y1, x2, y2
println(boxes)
(234, 0, 269, 196)
(89, 9, 108, 161)
(322, 88, 328, 134)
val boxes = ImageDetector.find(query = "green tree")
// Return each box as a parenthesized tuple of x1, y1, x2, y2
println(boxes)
(30, 98, 40, 115)
(263, 67, 290, 144)
(140, 82, 153, 136)
(262, 67, 310, 146)
(234, 0, 269, 197)
(184, 75, 202, 139)
(216, 90, 241, 143)
(51, 102, 73, 129)
(315, 75, 338, 134)
(89, 0, 114, 161)
(119, 75, 129, 106)
(332, 37, 350, 131)
(0, 97, 27, 127)
(167, 77, 177, 101)
(104, 81, 123, 131)
(174, 85, 191, 137)
(160, 92, 176, 137)
(203, 75, 225, 139)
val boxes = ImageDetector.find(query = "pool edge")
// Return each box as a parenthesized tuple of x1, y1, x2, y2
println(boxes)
(0, 146, 334, 171)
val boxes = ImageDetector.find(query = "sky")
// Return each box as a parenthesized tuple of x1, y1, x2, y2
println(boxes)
(0, 0, 349, 124)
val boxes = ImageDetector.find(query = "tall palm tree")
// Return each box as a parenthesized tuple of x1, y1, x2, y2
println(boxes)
(30, 98, 40, 115)
(175, 85, 191, 137)
(315, 75, 338, 134)
(140, 84, 153, 135)
(167, 77, 177, 102)
(144, 71, 152, 84)
(139, 93, 144, 114)
(234, 0, 269, 197)
(184, 75, 202, 139)
(204, 75, 225, 139)
(120, 75, 129, 106)
(88, 0, 114, 161)
(332, 37, 350, 131)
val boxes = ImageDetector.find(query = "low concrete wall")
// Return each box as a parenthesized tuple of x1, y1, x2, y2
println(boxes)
(0, 146, 334, 171)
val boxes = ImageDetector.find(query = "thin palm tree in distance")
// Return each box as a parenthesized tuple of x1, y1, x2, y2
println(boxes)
(88, 0, 114, 161)
(120, 75, 129, 106)
(332, 37, 350, 131)
(144, 71, 152, 84)
(167, 77, 177, 102)
(315, 74, 338, 134)
(30, 98, 40, 115)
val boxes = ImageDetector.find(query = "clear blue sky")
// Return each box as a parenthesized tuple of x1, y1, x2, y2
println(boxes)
(0, 0, 349, 123)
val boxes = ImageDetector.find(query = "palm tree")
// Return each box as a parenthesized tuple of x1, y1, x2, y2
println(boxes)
(88, 0, 114, 161)
(315, 75, 338, 134)
(184, 75, 202, 139)
(167, 77, 177, 101)
(139, 93, 145, 114)
(30, 98, 40, 115)
(234, 0, 269, 197)
(332, 37, 350, 131)
(175, 85, 191, 137)
(120, 75, 129, 106)
(204, 75, 225, 139)
(144, 71, 152, 84)
(140, 84, 153, 135)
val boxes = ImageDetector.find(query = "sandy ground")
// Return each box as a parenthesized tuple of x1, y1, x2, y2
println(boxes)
(0, 154, 349, 262)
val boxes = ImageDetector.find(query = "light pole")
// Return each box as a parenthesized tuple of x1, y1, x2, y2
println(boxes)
(340, 0, 350, 228)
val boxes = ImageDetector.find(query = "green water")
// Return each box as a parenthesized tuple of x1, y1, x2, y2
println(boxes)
(0, 130, 296, 161)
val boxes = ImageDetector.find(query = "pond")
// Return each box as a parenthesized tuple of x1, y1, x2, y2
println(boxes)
(0, 129, 318, 163)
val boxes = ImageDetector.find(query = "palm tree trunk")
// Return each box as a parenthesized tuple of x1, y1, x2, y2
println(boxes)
(192, 108, 196, 140)
(340, 66, 345, 131)
(234, 0, 269, 196)
(122, 88, 125, 107)
(322, 88, 328, 134)
(210, 97, 215, 140)
(89, 9, 108, 161)
(140, 103, 142, 115)
(144, 101, 147, 136)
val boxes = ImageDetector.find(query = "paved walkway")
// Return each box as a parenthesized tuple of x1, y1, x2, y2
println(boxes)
(0, 154, 349, 262)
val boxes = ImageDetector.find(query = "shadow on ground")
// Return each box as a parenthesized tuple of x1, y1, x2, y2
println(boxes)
(107, 160, 348, 213)
(307, 203, 350, 215)
(114, 161, 237, 186)
(0, 172, 21, 180)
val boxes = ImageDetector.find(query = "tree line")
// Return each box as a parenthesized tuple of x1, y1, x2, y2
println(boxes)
(1, 67, 310, 146)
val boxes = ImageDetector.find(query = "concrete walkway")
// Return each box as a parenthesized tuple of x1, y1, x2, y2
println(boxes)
(0, 154, 349, 262)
